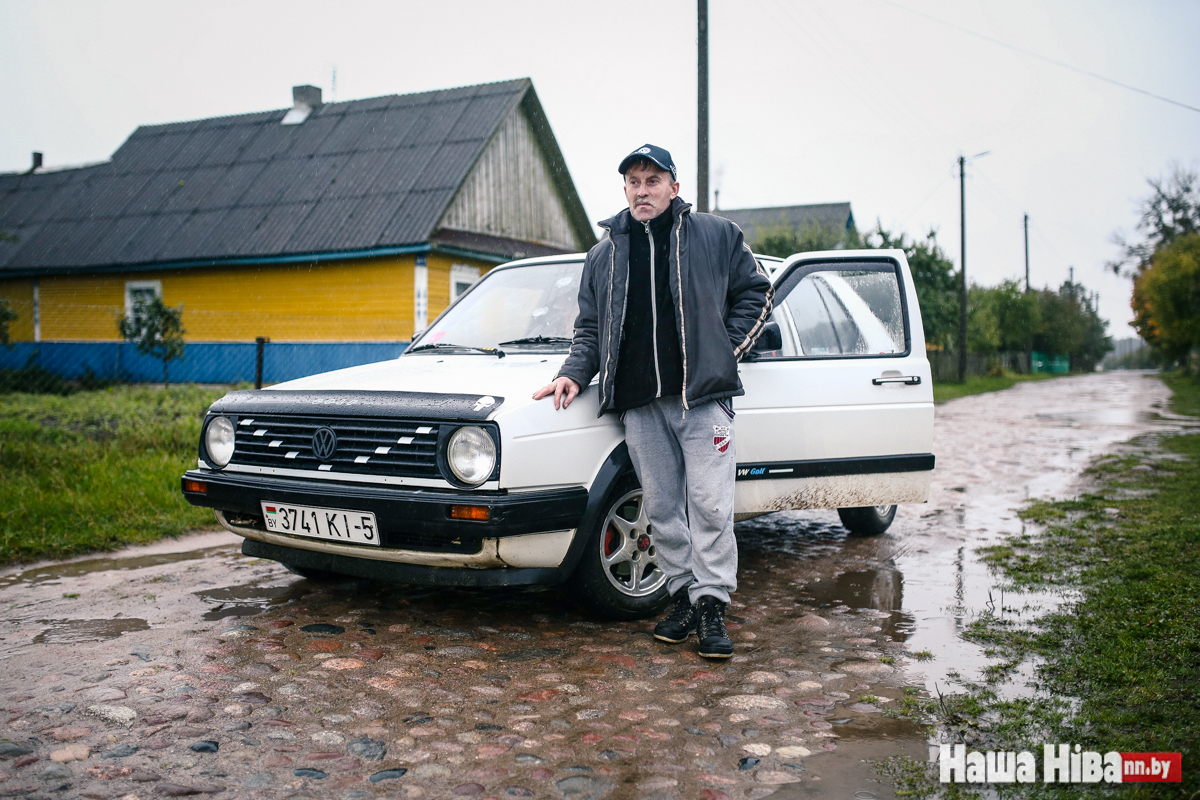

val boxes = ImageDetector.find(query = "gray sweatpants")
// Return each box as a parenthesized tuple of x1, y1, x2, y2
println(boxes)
(622, 396, 737, 605)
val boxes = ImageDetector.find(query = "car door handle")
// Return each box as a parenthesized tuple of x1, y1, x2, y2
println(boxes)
(872, 375, 922, 385)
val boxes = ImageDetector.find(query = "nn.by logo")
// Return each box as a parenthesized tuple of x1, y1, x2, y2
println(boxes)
(938, 744, 1182, 784)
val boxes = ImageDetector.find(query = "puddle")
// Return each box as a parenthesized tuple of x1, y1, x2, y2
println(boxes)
(194, 583, 308, 620)
(0, 544, 237, 590)
(33, 617, 151, 644)
(801, 568, 914, 642)
(892, 372, 1185, 696)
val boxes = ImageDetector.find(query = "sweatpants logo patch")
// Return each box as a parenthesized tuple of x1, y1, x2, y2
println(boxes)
(713, 425, 731, 453)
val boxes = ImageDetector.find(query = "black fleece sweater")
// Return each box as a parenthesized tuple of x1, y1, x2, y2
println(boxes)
(613, 206, 684, 411)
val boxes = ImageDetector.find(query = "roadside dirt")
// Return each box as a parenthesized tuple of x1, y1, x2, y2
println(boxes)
(0, 372, 1181, 800)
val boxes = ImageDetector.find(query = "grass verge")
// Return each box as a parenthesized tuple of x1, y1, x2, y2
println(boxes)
(932, 372, 1060, 404)
(884, 374, 1198, 797)
(0, 385, 228, 565)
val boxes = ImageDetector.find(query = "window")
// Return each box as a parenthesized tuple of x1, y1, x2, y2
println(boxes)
(770, 263, 907, 358)
(450, 264, 481, 302)
(124, 280, 162, 330)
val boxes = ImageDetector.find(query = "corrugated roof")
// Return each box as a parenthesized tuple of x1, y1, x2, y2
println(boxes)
(714, 202, 856, 247)
(0, 78, 576, 274)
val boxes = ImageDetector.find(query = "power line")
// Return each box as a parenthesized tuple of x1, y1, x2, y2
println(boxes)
(874, 0, 1200, 115)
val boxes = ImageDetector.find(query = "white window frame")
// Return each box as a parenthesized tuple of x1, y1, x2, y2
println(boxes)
(450, 264, 481, 302)
(413, 260, 429, 335)
(125, 280, 162, 329)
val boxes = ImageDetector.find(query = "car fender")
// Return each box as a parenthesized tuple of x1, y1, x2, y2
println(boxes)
(555, 441, 635, 579)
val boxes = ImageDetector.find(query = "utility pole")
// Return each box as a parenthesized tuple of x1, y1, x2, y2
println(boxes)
(697, 0, 709, 212)
(1023, 213, 1030, 292)
(958, 154, 967, 383)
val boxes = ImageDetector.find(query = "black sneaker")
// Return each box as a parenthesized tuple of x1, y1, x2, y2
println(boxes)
(653, 590, 696, 643)
(695, 596, 734, 658)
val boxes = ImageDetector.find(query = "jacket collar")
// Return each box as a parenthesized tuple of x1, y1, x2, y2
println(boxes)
(599, 196, 692, 235)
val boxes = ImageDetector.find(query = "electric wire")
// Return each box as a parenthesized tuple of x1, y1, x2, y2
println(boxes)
(873, 0, 1200, 115)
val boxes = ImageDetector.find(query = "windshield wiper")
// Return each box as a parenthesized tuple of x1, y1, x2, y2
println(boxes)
(496, 336, 574, 347)
(407, 342, 505, 357)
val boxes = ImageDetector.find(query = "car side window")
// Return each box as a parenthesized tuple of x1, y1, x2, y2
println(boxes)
(775, 264, 907, 358)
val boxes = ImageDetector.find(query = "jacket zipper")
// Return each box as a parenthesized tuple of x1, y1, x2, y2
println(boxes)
(645, 221, 663, 398)
(599, 222, 616, 411)
(674, 207, 689, 411)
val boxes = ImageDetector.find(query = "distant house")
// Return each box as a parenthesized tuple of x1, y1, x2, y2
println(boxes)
(0, 78, 595, 382)
(714, 202, 856, 249)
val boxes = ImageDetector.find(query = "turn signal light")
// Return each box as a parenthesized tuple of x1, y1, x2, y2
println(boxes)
(449, 504, 490, 521)
(183, 479, 207, 494)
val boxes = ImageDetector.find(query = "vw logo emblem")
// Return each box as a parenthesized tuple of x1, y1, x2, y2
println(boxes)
(311, 427, 338, 461)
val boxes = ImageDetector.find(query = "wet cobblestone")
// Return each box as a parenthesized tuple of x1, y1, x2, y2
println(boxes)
(0, 543, 918, 799)
(2, 373, 1180, 799)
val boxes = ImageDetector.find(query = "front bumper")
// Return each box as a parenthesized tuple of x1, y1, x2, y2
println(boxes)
(182, 469, 587, 575)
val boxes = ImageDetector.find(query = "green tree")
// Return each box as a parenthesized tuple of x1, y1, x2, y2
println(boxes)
(861, 224, 959, 352)
(968, 279, 1040, 355)
(1131, 232, 1200, 365)
(0, 298, 17, 348)
(1033, 281, 1111, 371)
(118, 296, 186, 387)
(1110, 166, 1200, 277)
(752, 220, 860, 259)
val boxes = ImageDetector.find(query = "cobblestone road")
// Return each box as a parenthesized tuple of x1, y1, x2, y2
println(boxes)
(0, 372, 1181, 800)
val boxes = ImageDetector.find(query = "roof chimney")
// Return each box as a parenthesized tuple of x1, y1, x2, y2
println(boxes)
(27, 152, 43, 174)
(282, 85, 322, 126)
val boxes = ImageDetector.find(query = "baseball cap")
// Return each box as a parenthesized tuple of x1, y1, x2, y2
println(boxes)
(618, 144, 677, 181)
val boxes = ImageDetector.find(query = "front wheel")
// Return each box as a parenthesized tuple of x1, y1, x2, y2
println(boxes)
(568, 480, 671, 620)
(837, 505, 897, 535)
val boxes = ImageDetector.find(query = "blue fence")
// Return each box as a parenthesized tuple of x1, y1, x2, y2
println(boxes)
(0, 341, 409, 384)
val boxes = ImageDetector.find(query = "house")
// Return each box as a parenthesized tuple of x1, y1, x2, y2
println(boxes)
(0, 78, 595, 383)
(714, 202, 856, 249)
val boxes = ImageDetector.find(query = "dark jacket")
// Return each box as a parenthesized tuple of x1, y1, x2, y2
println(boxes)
(557, 196, 773, 416)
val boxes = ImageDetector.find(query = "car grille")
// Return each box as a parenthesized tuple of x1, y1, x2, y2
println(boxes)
(230, 414, 441, 479)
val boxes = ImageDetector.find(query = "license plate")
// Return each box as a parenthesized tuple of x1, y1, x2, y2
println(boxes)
(260, 502, 380, 546)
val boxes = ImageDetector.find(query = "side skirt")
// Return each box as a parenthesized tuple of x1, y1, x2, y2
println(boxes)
(734, 470, 932, 519)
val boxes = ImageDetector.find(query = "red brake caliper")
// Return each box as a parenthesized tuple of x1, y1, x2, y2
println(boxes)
(603, 524, 619, 557)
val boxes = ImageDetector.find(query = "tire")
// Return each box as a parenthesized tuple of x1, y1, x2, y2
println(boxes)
(283, 563, 343, 581)
(837, 505, 897, 535)
(568, 478, 671, 621)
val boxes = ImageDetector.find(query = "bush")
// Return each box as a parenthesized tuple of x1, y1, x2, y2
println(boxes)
(0, 357, 71, 395)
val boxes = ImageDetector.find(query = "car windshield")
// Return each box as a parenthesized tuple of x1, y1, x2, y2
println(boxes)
(411, 261, 583, 353)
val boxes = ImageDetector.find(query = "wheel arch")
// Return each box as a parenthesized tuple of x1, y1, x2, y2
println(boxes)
(555, 441, 637, 578)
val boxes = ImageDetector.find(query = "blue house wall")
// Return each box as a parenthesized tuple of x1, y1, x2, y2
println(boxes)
(0, 342, 409, 384)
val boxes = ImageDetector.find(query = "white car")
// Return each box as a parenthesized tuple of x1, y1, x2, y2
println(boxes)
(182, 249, 935, 619)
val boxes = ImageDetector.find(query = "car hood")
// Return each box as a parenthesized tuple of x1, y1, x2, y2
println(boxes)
(267, 353, 570, 418)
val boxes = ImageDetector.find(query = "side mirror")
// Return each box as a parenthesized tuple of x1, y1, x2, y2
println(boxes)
(751, 321, 783, 353)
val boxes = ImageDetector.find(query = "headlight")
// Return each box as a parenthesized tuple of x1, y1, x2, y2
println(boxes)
(447, 426, 496, 485)
(205, 416, 236, 468)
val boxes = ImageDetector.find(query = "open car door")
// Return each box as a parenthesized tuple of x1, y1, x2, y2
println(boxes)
(734, 249, 935, 519)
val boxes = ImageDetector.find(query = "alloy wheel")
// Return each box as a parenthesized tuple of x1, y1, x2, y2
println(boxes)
(599, 489, 667, 598)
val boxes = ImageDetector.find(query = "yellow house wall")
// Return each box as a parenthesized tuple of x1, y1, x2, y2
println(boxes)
(0, 279, 35, 341)
(9, 252, 493, 343)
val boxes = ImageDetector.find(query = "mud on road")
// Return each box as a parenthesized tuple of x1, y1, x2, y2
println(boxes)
(0, 372, 1180, 800)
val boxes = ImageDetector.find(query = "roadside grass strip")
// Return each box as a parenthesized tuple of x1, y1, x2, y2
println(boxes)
(878, 375, 1200, 798)
(0, 385, 228, 564)
(932, 372, 1060, 405)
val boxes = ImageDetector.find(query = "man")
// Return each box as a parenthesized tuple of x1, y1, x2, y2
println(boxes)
(533, 144, 772, 658)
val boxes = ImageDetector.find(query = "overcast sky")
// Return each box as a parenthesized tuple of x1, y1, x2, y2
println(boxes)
(2, 0, 1198, 336)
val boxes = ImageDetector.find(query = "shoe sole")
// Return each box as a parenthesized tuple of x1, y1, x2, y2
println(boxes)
(653, 633, 692, 644)
(698, 650, 733, 659)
